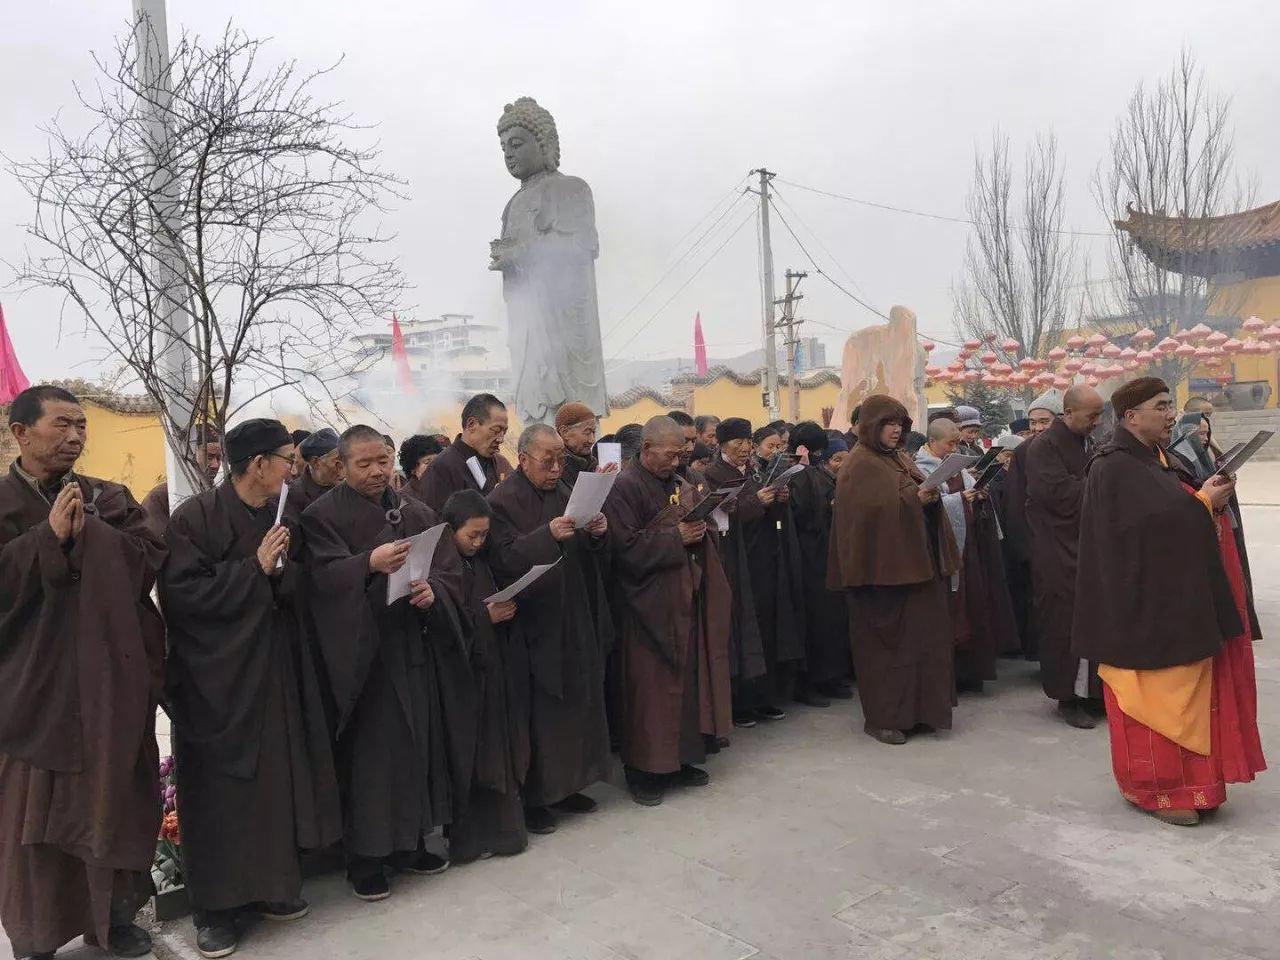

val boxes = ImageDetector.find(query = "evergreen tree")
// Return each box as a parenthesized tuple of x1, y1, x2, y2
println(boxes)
(944, 382, 1015, 437)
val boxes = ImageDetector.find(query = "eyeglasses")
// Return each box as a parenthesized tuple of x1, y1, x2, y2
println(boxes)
(266, 452, 298, 467)
(530, 454, 566, 468)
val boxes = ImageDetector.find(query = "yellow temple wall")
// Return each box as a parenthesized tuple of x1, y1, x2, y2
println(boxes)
(1209, 277, 1280, 407)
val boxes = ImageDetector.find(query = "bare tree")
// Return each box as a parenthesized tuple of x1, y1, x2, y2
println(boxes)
(1090, 49, 1250, 355)
(952, 132, 1078, 362)
(7, 22, 406, 489)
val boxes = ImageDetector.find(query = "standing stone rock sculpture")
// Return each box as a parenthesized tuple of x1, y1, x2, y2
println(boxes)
(831, 305, 927, 428)
(490, 97, 608, 424)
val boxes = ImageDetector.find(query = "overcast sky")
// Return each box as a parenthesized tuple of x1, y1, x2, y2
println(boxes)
(2, 0, 1277, 388)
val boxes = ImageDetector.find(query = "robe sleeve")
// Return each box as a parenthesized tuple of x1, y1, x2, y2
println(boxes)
(160, 507, 273, 621)
(1025, 444, 1083, 520)
(604, 483, 686, 578)
(0, 519, 77, 588)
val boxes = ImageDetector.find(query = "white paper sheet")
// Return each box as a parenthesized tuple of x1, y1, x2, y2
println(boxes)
(919, 453, 978, 492)
(484, 558, 561, 604)
(711, 506, 730, 533)
(564, 470, 616, 525)
(273, 480, 290, 569)
(762, 463, 805, 489)
(596, 442, 622, 471)
(386, 522, 448, 605)
(465, 456, 487, 489)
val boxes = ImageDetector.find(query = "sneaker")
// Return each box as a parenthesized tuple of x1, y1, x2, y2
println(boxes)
(524, 805, 557, 835)
(349, 870, 391, 902)
(731, 711, 757, 729)
(1152, 808, 1200, 827)
(818, 680, 854, 700)
(867, 728, 907, 746)
(256, 898, 309, 922)
(755, 705, 787, 721)
(403, 849, 450, 876)
(794, 688, 831, 708)
(195, 918, 237, 959)
(107, 924, 154, 958)
(677, 764, 710, 787)
(629, 778, 665, 806)
(1057, 701, 1098, 730)
(550, 792, 598, 815)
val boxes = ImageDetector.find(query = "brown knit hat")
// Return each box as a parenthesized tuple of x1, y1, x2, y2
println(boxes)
(554, 401, 596, 432)
(1111, 377, 1170, 419)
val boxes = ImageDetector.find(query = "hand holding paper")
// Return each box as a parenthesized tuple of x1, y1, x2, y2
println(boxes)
(484, 558, 561, 603)
(564, 469, 616, 525)
(386, 523, 448, 605)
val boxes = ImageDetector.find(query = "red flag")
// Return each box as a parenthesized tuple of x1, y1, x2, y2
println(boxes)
(693, 311, 708, 376)
(0, 303, 31, 405)
(390, 313, 416, 394)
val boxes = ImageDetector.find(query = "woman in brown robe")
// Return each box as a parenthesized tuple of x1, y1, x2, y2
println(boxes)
(828, 396, 960, 745)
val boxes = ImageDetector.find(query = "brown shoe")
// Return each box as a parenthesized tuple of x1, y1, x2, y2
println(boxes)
(1057, 701, 1098, 730)
(1151, 808, 1200, 827)
(867, 728, 907, 745)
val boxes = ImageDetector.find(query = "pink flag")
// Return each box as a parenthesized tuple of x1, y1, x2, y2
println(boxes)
(693, 312, 708, 376)
(0, 303, 31, 404)
(390, 313, 416, 395)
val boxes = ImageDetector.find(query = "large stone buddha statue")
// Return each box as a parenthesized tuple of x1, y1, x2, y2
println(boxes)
(490, 97, 608, 424)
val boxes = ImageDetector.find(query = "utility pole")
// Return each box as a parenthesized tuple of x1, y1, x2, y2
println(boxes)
(776, 269, 807, 421)
(133, 0, 197, 505)
(750, 168, 779, 419)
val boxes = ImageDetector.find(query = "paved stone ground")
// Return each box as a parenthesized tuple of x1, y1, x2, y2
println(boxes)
(12, 506, 1279, 960)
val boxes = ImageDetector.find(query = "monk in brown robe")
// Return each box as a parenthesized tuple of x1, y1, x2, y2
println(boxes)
(604, 416, 732, 806)
(1024, 385, 1104, 729)
(554, 401, 604, 488)
(301, 425, 469, 901)
(140, 424, 223, 540)
(408, 393, 513, 511)
(0, 385, 166, 960)
(440, 491, 529, 863)
(828, 395, 959, 746)
(486, 424, 612, 835)
(160, 419, 342, 958)
(289, 427, 343, 512)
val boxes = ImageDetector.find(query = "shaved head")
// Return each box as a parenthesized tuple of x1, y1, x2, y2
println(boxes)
(926, 418, 959, 442)
(1063, 385, 1102, 413)
(640, 416, 684, 479)
(642, 415, 684, 444)
(1063, 385, 1105, 437)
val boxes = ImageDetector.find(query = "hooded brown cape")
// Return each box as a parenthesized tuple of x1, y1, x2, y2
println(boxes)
(160, 483, 342, 911)
(0, 465, 166, 957)
(1024, 417, 1099, 701)
(1071, 426, 1240, 669)
(300, 483, 476, 858)
(827, 397, 959, 733)
(406, 436, 513, 512)
(486, 469, 611, 806)
(604, 462, 732, 774)
(787, 464, 852, 684)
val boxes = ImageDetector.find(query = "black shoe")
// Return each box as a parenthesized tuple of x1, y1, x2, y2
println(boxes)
(31, 953, 55, 960)
(957, 678, 985, 694)
(1084, 697, 1108, 719)
(818, 680, 854, 700)
(755, 705, 787, 721)
(349, 870, 391, 902)
(703, 734, 721, 755)
(256, 898, 309, 922)
(550, 792, 598, 815)
(629, 778, 665, 806)
(794, 688, 831, 708)
(716, 735, 731, 749)
(1057, 701, 1098, 730)
(867, 728, 907, 745)
(195, 918, 237, 959)
(731, 711, 757, 729)
(677, 764, 710, 787)
(403, 849, 449, 875)
(107, 924, 153, 958)
(524, 805, 557, 835)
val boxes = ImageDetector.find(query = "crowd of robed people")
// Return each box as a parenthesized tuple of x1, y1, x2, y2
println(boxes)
(0, 377, 1264, 960)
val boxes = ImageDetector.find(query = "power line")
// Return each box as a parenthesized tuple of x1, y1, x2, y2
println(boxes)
(771, 186, 875, 303)
(776, 177, 1114, 239)
(601, 177, 750, 341)
(606, 204, 758, 361)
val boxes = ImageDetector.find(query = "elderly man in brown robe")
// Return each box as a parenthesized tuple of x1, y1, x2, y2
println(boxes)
(0, 385, 166, 960)
(140, 425, 223, 539)
(301, 425, 472, 902)
(1024, 385, 1104, 729)
(486, 424, 612, 836)
(828, 395, 959, 746)
(554, 401, 602, 487)
(288, 427, 343, 512)
(604, 416, 733, 806)
(410, 393, 513, 511)
(160, 418, 343, 958)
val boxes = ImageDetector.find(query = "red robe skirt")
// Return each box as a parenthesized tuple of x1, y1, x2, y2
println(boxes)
(1103, 503, 1266, 811)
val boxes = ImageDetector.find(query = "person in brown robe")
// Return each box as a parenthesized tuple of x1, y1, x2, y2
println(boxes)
(0, 385, 166, 960)
(788, 423, 854, 703)
(486, 424, 612, 836)
(140, 425, 223, 540)
(604, 416, 733, 806)
(408, 393, 513, 511)
(288, 427, 343, 513)
(1024, 385, 1105, 729)
(160, 419, 342, 958)
(300, 426, 472, 902)
(440, 491, 530, 864)
(667, 411, 706, 487)
(396, 434, 446, 504)
(554, 401, 604, 488)
(695, 415, 721, 451)
(827, 395, 960, 746)
(700, 418, 768, 726)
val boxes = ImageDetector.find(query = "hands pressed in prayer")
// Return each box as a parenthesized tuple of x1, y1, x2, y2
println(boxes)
(369, 539, 411, 575)
(487, 599, 517, 624)
(409, 580, 435, 609)
(48, 483, 82, 544)
(1203, 474, 1237, 511)
(584, 513, 608, 537)
(256, 524, 290, 576)
(549, 516, 577, 542)
(678, 519, 707, 545)
(756, 485, 778, 505)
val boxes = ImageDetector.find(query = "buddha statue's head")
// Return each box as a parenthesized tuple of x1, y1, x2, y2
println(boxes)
(497, 97, 560, 182)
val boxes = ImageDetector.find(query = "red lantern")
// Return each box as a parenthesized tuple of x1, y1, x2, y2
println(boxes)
(1222, 338, 1244, 354)
(980, 351, 998, 365)
(1205, 331, 1228, 347)
(1156, 336, 1180, 352)
(1053, 376, 1071, 389)
(1131, 327, 1156, 344)
(1001, 337, 1021, 353)
(1174, 343, 1197, 358)
(1242, 316, 1265, 334)
(1066, 334, 1086, 351)
(1086, 376, 1100, 386)
(963, 338, 981, 351)
(1261, 324, 1280, 343)
(1185, 323, 1212, 342)
(1102, 343, 1122, 359)
(1047, 347, 1067, 362)
(1135, 349, 1154, 363)
(921, 340, 936, 353)
(1063, 358, 1084, 372)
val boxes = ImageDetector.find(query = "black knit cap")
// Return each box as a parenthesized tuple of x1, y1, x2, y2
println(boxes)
(715, 417, 752, 444)
(226, 418, 292, 464)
